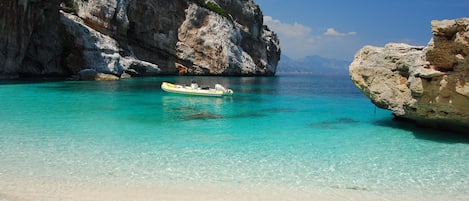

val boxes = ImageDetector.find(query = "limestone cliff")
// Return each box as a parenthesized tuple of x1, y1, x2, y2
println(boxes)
(350, 18, 469, 133)
(0, 0, 280, 79)
(0, 0, 64, 78)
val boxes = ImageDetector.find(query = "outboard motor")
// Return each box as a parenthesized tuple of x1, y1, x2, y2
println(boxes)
(214, 84, 226, 91)
(215, 84, 234, 95)
(190, 80, 199, 89)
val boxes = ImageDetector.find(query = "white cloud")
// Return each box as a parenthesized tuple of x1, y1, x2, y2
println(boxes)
(264, 16, 312, 38)
(324, 28, 357, 36)
(263, 16, 359, 60)
(263, 16, 317, 59)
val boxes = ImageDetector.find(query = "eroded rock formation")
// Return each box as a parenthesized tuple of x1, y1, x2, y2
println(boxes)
(0, 0, 280, 79)
(0, 0, 64, 77)
(350, 18, 469, 133)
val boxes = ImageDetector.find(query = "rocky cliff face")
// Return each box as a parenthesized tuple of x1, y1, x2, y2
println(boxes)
(0, 0, 280, 79)
(350, 18, 469, 133)
(0, 0, 65, 78)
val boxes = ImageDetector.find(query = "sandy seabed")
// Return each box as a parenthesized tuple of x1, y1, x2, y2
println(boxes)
(1, 177, 467, 201)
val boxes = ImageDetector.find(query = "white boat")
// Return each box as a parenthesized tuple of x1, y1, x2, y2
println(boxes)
(161, 81, 234, 97)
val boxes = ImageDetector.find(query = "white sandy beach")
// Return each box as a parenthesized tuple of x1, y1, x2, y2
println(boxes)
(1, 176, 467, 201)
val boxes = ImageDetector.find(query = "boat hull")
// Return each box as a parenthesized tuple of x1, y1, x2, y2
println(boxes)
(161, 82, 232, 97)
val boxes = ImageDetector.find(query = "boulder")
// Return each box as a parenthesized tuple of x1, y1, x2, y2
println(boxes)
(79, 69, 119, 81)
(78, 69, 98, 80)
(350, 18, 469, 133)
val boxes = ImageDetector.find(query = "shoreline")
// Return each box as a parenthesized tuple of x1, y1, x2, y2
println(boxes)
(1, 177, 467, 201)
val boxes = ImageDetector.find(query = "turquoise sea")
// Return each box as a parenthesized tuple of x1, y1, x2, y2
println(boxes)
(0, 74, 468, 199)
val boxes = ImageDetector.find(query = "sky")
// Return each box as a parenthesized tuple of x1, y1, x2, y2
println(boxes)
(255, 0, 469, 61)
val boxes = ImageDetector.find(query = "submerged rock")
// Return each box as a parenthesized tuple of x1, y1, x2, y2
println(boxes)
(0, 0, 280, 78)
(350, 18, 469, 133)
(309, 118, 359, 129)
(183, 112, 223, 120)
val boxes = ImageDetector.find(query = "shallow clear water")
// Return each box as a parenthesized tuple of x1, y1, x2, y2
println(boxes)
(0, 75, 468, 196)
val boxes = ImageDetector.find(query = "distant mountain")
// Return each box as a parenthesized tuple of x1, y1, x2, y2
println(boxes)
(277, 54, 351, 75)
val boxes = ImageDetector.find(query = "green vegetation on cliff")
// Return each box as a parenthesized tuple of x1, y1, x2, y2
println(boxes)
(201, 1, 233, 21)
(62, 0, 78, 13)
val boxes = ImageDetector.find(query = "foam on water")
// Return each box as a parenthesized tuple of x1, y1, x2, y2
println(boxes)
(0, 75, 468, 198)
